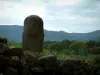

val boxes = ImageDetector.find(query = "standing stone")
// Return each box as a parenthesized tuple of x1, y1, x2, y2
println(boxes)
(22, 15, 44, 53)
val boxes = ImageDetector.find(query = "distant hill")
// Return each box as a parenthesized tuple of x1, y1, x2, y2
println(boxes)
(0, 25, 100, 42)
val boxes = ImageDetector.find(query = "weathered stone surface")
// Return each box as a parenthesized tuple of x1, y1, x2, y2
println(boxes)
(22, 64, 29, 75)
(0, 55, 9, 73)
(4, 67, 18, 75)
(8, 59, 18, 67)
(22, 15, 44, 53)
(11, 56, 19, 60)
(26, 53, 37, 63)
(57, 58, 65, 66)
(0, 73, 3, 75)
(30, 64, 44, 73)
(55, 59, 90, 75)
(3, 48, 24, 60)
(37, 55, 57, 66)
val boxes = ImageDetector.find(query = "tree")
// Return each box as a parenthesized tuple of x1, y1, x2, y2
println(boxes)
(69, 41, 87, 54)
(62, 39, 71, 49)
(95, 41, 100, 47)
(48, 42, 63, 52)
(86, 40, 96, 48)
(90, 46, 100, 54)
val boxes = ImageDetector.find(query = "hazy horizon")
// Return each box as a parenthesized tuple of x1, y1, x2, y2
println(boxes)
(0, 24, 100, 34)
(0, 0, 100, 33)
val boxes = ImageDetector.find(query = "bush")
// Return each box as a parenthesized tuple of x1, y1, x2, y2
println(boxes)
(90, 47, 100, 54)
(92, 55, 100, 66)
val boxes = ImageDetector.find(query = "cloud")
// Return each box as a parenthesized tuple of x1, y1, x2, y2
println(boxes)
(0, 0, 100, 33)
(55, 0, 84, 5)
(43, 0, 100, 32)
(0, 0, 45, 25)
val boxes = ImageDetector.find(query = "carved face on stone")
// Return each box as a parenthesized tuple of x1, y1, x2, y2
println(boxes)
(24, 15, 43, 35)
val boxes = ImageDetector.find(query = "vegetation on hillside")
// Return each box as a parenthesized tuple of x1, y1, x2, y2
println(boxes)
(8, 41, 22, 48)
(7, 39, 100, 66)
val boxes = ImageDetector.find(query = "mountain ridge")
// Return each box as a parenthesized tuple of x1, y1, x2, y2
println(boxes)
(0, 25, 100, 42)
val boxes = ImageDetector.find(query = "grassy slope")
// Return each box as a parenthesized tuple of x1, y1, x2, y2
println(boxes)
(8, 41, 22, 48)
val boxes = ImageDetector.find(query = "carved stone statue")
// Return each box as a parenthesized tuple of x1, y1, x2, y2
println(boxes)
(22, 15, 44, 53)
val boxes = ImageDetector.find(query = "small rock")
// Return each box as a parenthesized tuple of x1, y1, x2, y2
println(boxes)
(37, 55, 57, 66)
(4, 67, 18, 75)
(26, 53, 37, 63)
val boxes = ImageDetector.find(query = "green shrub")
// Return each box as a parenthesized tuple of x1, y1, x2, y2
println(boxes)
(92, 55, 100, 66)
(90, 47, 100, 54)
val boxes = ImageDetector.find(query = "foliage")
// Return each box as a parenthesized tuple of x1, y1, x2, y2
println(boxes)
(69, 41, 86, 50)
(86, 40, 96, 48)
(44, 40, 100, 55)
(48, 42, 63, 52)
(6, 39, 100, 66)
(92, 55, 100, 66)
(90, 47, 100, 54)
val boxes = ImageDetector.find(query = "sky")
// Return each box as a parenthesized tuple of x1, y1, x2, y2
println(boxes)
(0, 0, 100, 33)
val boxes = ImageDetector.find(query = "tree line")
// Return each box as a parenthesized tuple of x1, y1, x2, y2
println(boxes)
(44, 40, 100, 55)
